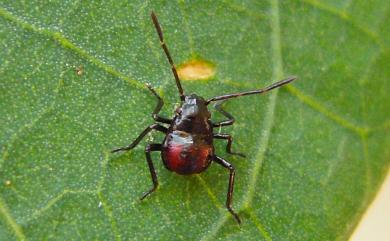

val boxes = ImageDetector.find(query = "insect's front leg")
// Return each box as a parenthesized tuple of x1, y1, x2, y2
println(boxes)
(146, 84, 171, 124)
(213, 155, 241, 224)
(111, 123, 167, 153)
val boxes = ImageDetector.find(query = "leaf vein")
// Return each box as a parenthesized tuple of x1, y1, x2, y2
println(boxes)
(0, 75, 64, 168)
(220, 79, 370, 134)
(96, 151, 122, 241)
(286, 85, 368, 135)
(242, 0, 284, 211)
(196, 175, 222, 209)
(61, 114, 103, 141)
(0, 196, 26, 241)
(299, 0, 386, 49)
(200, 213, 230, 241)
(0, 7, 146, 90)
(278, 158, 356, 203)
(97, 192, 122, 241)
(201, 0, 285, 239)
(177, 1, 195, 55)
(23, 189, 95, 224)
(360, 133, 372, 206)
(221, 1, 264, 20)
(248, 209, 272, 241)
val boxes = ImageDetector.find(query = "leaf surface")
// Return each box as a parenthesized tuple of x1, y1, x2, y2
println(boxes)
(0, 1, 389, 240)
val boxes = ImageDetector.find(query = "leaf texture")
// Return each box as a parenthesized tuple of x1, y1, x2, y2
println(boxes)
(0, 1, 389, 240)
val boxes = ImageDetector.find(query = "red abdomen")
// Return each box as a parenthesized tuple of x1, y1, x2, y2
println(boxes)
(161, 130, 213, 175)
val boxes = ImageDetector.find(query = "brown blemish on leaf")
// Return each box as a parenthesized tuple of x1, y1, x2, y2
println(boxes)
(75, 65, 84, 76)
(177, 60, 215, 81)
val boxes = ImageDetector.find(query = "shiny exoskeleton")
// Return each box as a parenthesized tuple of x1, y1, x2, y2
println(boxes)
(112, 12, 296, 224)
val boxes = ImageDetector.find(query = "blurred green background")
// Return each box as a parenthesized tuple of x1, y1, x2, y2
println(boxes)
(0, 1, 389, 240)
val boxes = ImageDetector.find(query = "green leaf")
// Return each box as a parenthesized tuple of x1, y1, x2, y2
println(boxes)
(1, 1, 389, 240)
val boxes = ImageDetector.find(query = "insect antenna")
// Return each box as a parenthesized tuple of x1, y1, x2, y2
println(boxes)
(206, 76, 297, 104)
(151, 11, 185, 101)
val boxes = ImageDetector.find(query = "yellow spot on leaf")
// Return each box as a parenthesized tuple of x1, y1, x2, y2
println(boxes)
(177, 60, 215, 81)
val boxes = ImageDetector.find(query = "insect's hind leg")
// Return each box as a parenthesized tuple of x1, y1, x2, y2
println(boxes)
(213, 155, 241, 224)
(146, 84, 171, 124)
(111, 123, 167, 153)
(212, 100, 235, 127)
(213, 133, 245, 158)
(140, 143, 162, 200)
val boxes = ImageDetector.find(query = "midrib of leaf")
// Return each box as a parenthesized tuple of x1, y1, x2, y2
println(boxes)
(242, 0, 284, 208)
(201, 1, 283, 240)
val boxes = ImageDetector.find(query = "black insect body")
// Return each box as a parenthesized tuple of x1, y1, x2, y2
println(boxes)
(112, 12, 297, 224)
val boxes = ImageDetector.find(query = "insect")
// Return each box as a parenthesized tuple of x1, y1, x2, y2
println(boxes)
(112, 11, 296, 224)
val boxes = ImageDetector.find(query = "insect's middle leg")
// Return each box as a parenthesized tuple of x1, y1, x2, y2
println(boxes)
(213, 155, 241, 224)
(111, 123, 167, 153)
(141, 143, 162, 200)
(213, 133, 245, 158)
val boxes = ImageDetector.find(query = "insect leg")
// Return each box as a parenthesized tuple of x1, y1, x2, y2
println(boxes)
(151, 11, 185, 101)
(141, 143, 162, 200)
(212, 100, 235, 127)
(111, 123, 167, 153)
(213, 155, 241, 224)
(213, 133, 245, 158)
(146, 84, 171, 124)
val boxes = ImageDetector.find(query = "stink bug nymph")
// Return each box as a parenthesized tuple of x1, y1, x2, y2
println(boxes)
(112, 12, 297, 224)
